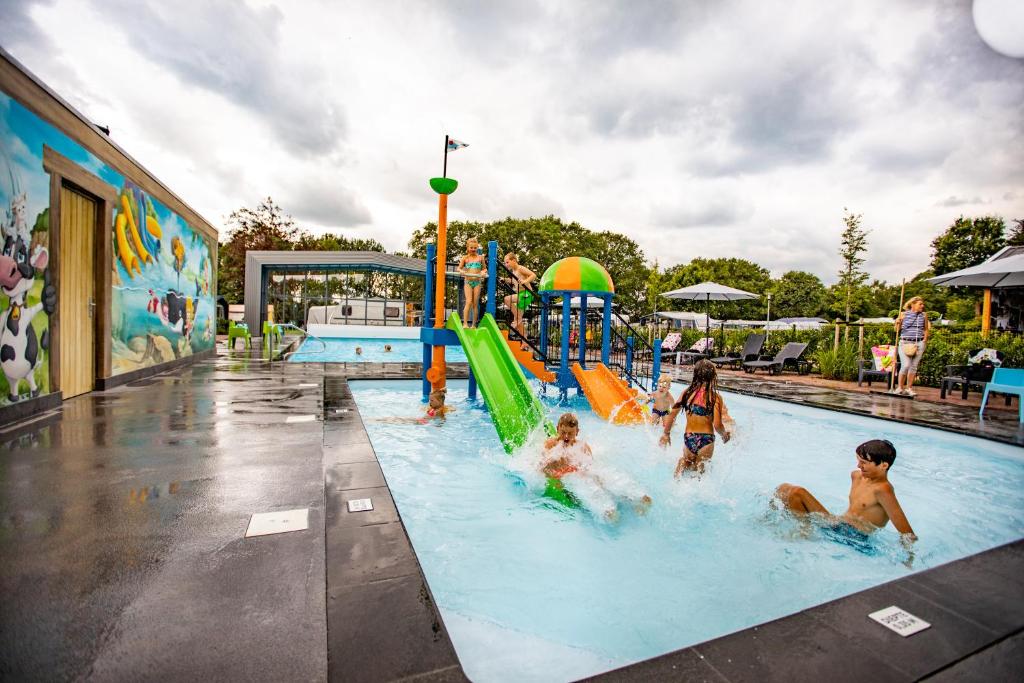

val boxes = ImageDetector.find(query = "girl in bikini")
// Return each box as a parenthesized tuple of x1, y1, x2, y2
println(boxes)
(660, 360, 733, 476)
(458, 237, 487, 328)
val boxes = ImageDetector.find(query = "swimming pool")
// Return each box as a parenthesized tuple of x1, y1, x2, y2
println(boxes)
(351, 379, 1024, 682)
(288, 337, 468, 363)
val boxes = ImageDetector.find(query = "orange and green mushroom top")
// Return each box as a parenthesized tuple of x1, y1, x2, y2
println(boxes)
(538, 257, 615, 294)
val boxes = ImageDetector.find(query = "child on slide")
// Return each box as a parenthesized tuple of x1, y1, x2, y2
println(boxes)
(543, 413, 652, 521)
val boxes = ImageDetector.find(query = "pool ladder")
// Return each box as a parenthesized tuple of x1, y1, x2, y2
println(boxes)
(268, 323, 328, 361)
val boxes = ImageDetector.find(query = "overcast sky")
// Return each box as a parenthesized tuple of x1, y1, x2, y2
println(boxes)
(2, 0, 1022, 283)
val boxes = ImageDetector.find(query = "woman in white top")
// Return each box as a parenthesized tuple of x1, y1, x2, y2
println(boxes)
(894, 297, 931, 397)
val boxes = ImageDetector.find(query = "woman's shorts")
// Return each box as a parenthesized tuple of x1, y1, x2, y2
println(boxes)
(898, 339, 926, 374)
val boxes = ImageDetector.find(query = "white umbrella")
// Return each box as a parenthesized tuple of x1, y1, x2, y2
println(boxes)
(661, 281, 760, 346)
(927, 251, 1024, 288)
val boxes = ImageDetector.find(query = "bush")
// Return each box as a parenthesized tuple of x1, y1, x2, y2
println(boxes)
(815, 343, 859, 381)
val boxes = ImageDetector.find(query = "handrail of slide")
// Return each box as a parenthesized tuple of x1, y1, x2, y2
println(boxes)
(278, 324, 328, 360)
(447, 312, 552, 453)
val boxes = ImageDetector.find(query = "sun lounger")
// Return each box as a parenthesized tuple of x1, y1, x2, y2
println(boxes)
(743, 342, 808, 375)
(711, 333, 764, 368)
(940, 348, 1004, 400)
(676, 337, 714, 365)
(659, 333, 682, 361)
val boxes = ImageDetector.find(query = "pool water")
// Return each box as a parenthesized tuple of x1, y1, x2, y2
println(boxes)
(351, 379, 1024, 682)
(288, 337, 468, 363)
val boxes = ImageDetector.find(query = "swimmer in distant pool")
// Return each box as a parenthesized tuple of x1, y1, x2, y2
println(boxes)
(384, 344, 392, 352)
(355, 346, 363, 356)
(775, 439, 917, 545)
(543, 413, 651, 520)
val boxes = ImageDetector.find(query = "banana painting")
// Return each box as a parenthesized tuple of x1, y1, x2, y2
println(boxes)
(115, 212, 140, 277)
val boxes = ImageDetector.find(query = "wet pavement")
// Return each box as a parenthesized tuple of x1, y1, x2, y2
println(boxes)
(0, 346, 1018, 681)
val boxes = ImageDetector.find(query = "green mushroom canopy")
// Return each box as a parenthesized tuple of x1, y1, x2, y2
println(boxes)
(539, 257, 615, 293)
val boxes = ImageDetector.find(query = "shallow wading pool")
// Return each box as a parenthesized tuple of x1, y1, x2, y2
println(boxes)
(350, 379, 1024, 682)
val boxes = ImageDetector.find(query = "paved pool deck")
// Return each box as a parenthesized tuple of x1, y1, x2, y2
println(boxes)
(0, 346, 1020, 681)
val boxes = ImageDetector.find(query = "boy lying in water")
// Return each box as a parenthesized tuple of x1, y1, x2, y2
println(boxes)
(543, 412, 651, 521)
(775, 439, 916, 545)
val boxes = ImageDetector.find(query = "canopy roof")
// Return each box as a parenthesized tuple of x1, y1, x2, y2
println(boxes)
(539, 257, 615, 293)
(928, 246, 1024, 288)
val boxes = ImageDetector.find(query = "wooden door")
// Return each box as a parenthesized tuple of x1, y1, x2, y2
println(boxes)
(59, 186, 96, 398)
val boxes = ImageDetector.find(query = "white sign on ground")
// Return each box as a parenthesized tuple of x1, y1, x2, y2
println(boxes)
(245, 508, 310, 538)
(868, 606, 931, 636)
(348, 498, 374, 512)
(286, 414, 316, 423)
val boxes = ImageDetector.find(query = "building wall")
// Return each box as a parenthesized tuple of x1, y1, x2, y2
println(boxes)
(1, 53, 216, 419)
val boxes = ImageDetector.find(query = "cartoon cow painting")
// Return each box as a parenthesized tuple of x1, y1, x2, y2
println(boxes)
(0, 191, 56, 402)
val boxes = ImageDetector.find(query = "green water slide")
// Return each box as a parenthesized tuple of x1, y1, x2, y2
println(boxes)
(446, 312, 552, 453)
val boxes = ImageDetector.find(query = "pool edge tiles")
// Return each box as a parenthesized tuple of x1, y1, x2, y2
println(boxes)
(346, 376, 1024, 679)
(321, 375, 466, 682)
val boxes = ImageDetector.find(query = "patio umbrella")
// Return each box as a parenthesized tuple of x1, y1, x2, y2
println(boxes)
(927, 251, 1024, 288)
(660, 281, 760, 348)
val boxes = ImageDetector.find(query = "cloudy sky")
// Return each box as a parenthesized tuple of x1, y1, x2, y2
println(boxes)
(2, 0, 1022, 283)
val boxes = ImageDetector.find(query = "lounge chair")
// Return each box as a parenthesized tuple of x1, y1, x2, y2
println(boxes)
(676, 337, 715, 365)
(743, 342, 808, 375)
(979, 367, 1024, 422)
(940, 349, 1004, 400)
(858, 345, 898, 387)
(659, 333, 682, 361)
(711, 333, 764, 368)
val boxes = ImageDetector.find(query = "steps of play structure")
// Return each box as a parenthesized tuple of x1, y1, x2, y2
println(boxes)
(571, 362, 647, 425)
(500, 330, 556, 382)
(447, 313, 552, 452)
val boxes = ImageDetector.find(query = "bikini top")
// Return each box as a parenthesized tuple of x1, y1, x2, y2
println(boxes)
(465, 259, 484, 271)
(684, 389, 713, 417)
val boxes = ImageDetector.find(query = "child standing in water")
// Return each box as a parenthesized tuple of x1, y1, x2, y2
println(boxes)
(543, 413, 652, 520)
(421, 387, 453, 422)
(660, 360, 733, 476)
(645, 374, 675, 427)
(458, 237, 487, 328)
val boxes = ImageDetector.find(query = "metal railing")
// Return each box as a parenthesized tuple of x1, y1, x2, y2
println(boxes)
(494, 261, 548, 363)
(272, 323, 328, 361)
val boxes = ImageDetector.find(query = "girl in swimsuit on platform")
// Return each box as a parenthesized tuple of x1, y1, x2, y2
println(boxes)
(458, 237, 487, 328)
(660, 360, 733, 476)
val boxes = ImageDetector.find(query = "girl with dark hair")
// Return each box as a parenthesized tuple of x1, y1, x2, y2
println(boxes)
(660, 360, 733, 476)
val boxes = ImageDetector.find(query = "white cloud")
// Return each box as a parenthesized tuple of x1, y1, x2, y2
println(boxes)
(1, 0, 1021, 285)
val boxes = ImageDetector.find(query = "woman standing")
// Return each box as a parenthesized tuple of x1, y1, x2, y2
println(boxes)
(894, 296, 930, 397)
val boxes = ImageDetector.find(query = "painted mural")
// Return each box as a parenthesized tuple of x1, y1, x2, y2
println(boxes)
(110, 179, 214, 375)
(0, 90, 215, 407)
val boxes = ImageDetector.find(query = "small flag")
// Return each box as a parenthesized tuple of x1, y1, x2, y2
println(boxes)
(446, 138, 469, 151)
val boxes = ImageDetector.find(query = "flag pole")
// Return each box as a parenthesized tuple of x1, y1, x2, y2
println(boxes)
(443, 134, 449, 178)
(889, 278, 906, 393)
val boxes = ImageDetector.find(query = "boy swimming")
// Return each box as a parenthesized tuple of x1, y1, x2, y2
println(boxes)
(775, 439, 917, 543)
(543, 413, 651, 520)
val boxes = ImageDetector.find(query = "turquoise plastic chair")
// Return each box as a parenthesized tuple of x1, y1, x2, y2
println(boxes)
(979, 368, 1024, 422)
(228, 320, 251, 350)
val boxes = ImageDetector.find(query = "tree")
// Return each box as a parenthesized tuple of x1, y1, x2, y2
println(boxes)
(1007, 219, 1024, 247)
(836, 209, 869, 322)
(770, 271, 826, 319)
(218, 197, 298, 303)
(929, 215, 1006, 275)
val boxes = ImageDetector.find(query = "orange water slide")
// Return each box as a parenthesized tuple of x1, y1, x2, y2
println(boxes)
(571, 362, 647, 424)
(501, 330, 555, 382)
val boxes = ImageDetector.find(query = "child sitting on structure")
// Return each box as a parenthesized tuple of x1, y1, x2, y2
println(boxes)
(543, 413, 651, 520)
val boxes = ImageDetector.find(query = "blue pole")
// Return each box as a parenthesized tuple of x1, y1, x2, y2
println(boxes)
(540, 293, 549, 368)
(422, 244, 435, 400)
(577, 293, 587, 368)
(561, 295, 571, 396)
(652, 338, 662, 388)
(626, 336, 635, 387)
(601, 294, 612, 365)
(486, 241, 498, 317)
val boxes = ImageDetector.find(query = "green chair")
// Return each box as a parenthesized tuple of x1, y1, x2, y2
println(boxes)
(228, 320, 251, 350)
(263, 320, 283, 345)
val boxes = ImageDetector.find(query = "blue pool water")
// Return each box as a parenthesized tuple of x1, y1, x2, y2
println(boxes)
(288, 337, 468, 363)
(351, 379, 1024, 682)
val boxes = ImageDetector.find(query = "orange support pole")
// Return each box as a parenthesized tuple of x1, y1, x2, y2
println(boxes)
(430, 193, 448, 389)
(982, 288, 992, 339)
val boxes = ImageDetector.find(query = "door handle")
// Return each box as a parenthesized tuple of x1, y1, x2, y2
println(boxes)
(88, 298, 96, 319)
